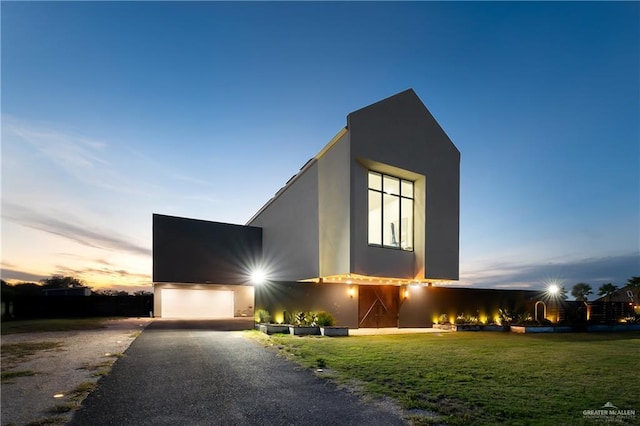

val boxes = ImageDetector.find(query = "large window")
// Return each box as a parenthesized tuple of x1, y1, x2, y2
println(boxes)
(368, 171, 413, 250)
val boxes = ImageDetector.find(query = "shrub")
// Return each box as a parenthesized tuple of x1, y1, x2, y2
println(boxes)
(291, 311, 319, 326)
(439, 314, 450, 324)
(254, 309, 271, 324)
(515, 312, 534, 325)
(498, 308, 513, 325)
(316, 311, 336, 327)
(294, 311, 305, 325)
(455, 314, 479, 324)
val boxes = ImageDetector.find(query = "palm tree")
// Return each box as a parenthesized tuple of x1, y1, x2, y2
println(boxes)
(598, 283, 619, 302)
(571, 283, 593, 302)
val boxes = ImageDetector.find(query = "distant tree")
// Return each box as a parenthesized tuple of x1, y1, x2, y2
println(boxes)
(598, 283, 619, 302)
(133, 290, 153, 296)
(40, 275, 85, 289)
(2, 280, 15, 298)
(93, 289, 130, 296)
(558, 286, 568, 300)
(571, 283, 593, 302)
(11, 282, 44, 296)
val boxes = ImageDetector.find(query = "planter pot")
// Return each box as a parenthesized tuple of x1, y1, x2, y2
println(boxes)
(455, 324, 481, 331)
(433, 323, 483, 331)
(259, 324, 290, 335)
(433, 324, 456, 331)
(289, 326, 320, 336)
(510, 326, 573, 333)
(587, 324, 640, 332)
(320, 326, 349, 337)
(511, 326, 553, 333)
(481, 325, 505, 332)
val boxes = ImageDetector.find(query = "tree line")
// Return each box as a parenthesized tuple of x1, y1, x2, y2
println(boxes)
(569, 276, 640, 303)
(1, 275, 153, 297)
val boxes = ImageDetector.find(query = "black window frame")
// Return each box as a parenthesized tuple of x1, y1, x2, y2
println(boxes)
(367, 171, 414, 251)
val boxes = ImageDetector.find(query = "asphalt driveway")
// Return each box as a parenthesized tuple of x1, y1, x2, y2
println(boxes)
(69, 319, 406, 426)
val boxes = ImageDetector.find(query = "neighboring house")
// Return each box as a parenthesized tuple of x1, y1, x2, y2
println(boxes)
(593, 285, 636, 304)
(153, 89, 533, 327)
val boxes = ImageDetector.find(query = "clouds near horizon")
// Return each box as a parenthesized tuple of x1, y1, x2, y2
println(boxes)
(2, 203, 151, 257)
(461, 253, 640, 290)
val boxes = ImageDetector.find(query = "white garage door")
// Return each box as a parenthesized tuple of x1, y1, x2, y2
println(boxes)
(161, 288, 234, 319)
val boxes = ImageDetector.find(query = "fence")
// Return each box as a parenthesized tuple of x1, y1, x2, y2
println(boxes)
(5, 295, 154, 320)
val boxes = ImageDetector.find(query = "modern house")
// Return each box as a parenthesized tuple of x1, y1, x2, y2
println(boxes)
(154, 89, 525, 327)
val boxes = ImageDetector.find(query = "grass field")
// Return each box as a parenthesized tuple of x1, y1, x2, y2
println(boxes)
(259, 331, 640, 425)
(1, 318, 108, 335)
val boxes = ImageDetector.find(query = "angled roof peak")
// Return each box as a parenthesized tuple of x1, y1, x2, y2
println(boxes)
(348, 88, 421, 116)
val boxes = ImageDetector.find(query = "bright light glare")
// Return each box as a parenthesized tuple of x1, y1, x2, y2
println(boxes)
(250, 269, 267, 285)
(548, 284, 559, 294)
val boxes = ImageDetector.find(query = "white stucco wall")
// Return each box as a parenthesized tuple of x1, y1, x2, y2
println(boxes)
(247, 162, 320, 281)
(318, 131, 351, 277)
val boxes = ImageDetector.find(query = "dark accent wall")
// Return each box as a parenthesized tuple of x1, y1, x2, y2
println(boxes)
(399, 286, 540, 327)
(153, 214, 262, 284)
(256, 282, 544, 329)
(255, 281, 359, 328)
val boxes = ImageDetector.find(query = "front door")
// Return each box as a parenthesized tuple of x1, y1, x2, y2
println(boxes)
(358, 285, 399, 328)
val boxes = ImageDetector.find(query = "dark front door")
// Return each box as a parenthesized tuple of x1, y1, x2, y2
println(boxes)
(358, 285, 399, 328)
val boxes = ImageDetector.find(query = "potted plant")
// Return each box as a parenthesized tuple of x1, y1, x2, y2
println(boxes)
(316, 311, 348, 337)
(454, 314, 481, 331)
(255, 309, 289, 335)
(288, 311, 320, 336)
(433, 314, 456, 331)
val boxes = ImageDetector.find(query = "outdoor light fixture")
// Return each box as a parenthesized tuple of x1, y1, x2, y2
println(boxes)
(250, 268, 267, 285)
(348, 286, 355, 298)
(404, 289, 410, 299)
(548, 284, 559, 295)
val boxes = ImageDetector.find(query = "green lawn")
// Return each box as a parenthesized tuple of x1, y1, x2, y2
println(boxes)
(258, 331, 640, 425)
(1, 318, 108, 335)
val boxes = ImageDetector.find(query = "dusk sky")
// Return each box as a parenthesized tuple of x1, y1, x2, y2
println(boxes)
(1, 2, 638, 294)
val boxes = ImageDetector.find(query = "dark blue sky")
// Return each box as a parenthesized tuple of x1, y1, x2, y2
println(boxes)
(2, 2, 638, 292)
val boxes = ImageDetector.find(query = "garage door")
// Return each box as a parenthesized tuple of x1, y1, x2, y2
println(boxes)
(161, 288, 234, 319)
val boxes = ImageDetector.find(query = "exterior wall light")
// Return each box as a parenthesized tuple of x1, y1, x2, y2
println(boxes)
(250, 268, 267, 285)
(348, 286, 355, 298)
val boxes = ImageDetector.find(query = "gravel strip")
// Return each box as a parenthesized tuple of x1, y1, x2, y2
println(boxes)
(1, 318, 152, 426)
